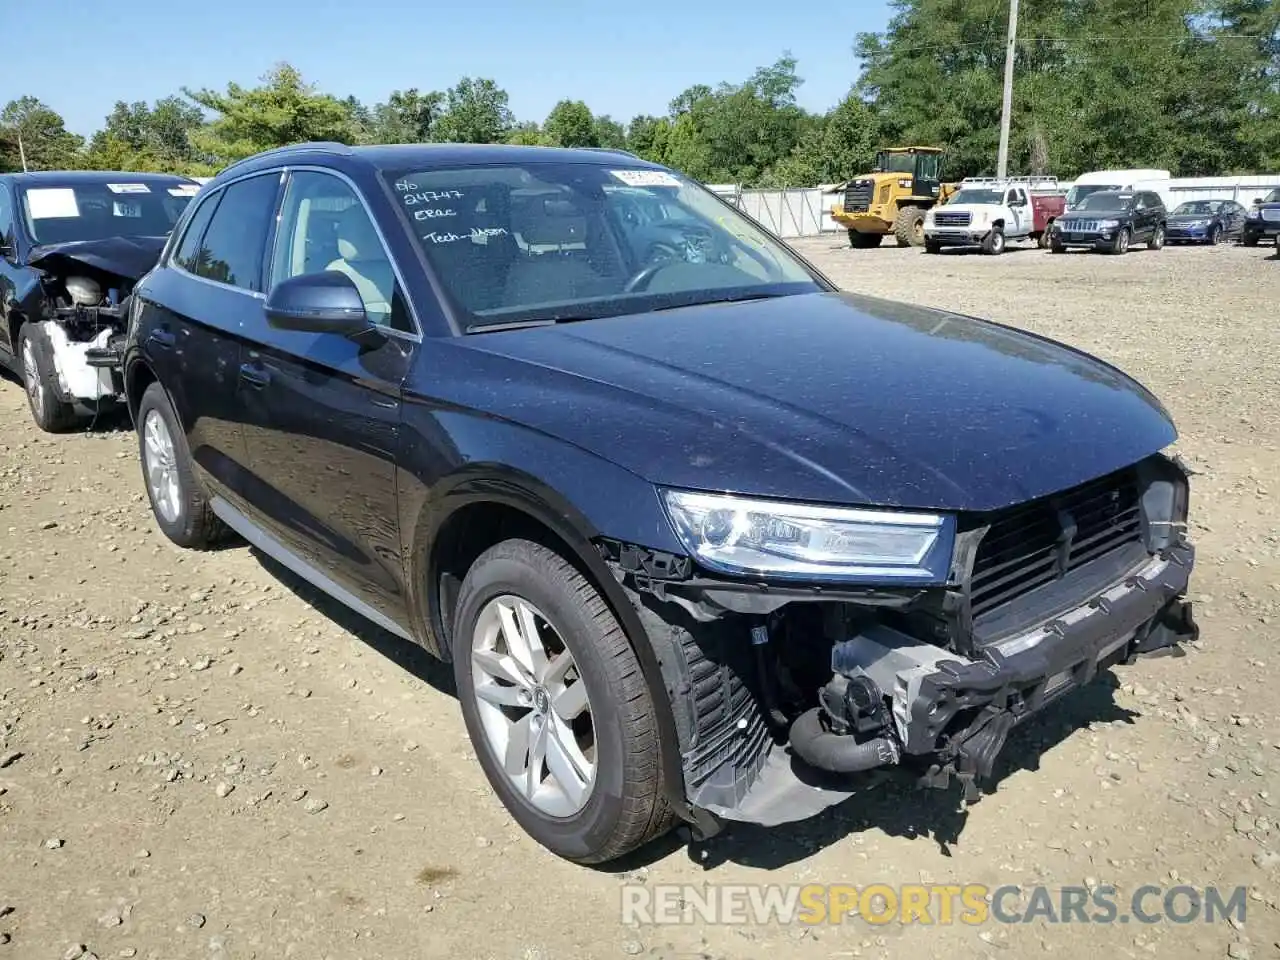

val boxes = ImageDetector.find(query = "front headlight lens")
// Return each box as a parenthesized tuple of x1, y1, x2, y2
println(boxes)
(1099, 219, 1120, 228)
(661, 489, 954, 583)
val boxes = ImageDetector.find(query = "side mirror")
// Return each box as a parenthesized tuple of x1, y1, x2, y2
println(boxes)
(264, 271, 372, 338)
(1254, 197, 1263, 205)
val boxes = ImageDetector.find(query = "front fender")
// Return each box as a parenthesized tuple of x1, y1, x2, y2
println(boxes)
(395, 405, 699, 822)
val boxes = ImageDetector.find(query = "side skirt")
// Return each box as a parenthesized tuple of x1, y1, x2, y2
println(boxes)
(210, 495, 415, 643)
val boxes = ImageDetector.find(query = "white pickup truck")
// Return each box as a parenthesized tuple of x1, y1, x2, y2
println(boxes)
(923, 177, 1066, 255)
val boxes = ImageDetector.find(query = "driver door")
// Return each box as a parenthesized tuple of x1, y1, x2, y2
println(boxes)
(1005, 188, 1028, 234)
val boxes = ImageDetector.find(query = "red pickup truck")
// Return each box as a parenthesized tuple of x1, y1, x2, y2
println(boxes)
(923, 176, 1067, 254)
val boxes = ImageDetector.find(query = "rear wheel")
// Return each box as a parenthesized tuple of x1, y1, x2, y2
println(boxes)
(137, 381, 228, 549)
(847, 230, 881, 249)
(1036, 229, 1050, 249)
(18, 323, 79, 433)
(893, 205, 926, 247)
(452, 539, 673, 864)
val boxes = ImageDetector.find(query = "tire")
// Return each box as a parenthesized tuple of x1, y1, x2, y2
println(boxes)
(136, 381, 228, 549)
(1208, 224, 1222, 246)
(981, 226, 1006, 255)
(18, 323, 79, 433)
(893, 205, 926, 247)
(1147, 223, 1165, 251)
(924, 238, 941, 254)
(848, 230, 881, 249)
(1243, 233, 1259, 247)
(452, 539, 673, 865)
(1050, 237, 1066, 254)
(1036, 229, 1050, 249)
(1110, 228, 1131, 255)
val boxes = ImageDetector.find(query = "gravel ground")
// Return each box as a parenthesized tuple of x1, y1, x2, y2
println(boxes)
(1, 238, 1279, 959)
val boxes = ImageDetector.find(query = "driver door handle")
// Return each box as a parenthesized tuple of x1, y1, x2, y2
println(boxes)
(239, 363, 270, 389)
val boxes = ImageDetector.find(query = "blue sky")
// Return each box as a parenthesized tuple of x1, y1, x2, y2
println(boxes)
(11, 0, 893, 137)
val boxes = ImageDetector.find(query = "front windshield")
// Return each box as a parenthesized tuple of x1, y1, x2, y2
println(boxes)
(1076, 192, 1133, 212)
(20, 179, 196, 245)
(1173, 201, 1221, 215)
(384, 162, 822, 329)
(1264, 189, 1280, 203)
(948, 189, 1003, 205)
(874, 152, 916, 174)
(1065, 184, 1120, 208)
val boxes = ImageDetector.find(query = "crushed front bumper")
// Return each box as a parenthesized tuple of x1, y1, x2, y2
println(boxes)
(698, 542, 1195, 825)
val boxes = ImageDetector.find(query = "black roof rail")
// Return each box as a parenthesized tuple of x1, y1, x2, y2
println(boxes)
(578, 146, 641, 160)
(216, 141, 353, 178)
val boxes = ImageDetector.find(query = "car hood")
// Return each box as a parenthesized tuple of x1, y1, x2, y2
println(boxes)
(1062, 209, 1132, 219)
(439, 292, 1176, 513)
(932, 203, 999, 215)
(27, 235, 169, 283)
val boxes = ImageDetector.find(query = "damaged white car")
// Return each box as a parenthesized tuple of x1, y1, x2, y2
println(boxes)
(0, 171, 201, 431)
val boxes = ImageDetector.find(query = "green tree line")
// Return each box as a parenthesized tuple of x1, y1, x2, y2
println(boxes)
(2, 0, 1276, 187)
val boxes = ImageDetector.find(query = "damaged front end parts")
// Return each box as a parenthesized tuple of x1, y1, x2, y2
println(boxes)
(604, 451, 1198, 830)
(18, 237, 166, 426)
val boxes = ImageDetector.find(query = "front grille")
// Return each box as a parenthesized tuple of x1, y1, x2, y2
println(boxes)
(933, 211, 972, 227)
(1262, 208, 1280, 222)
(1061, 219, 1102, 232)
(844, 180, 874, 213)
(968, 468, 1144, 624)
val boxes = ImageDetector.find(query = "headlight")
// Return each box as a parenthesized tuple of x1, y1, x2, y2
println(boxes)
(1247, 208, 1261, 219)
(661, 489, 955, 583)
(1098, 219, 1120, 229)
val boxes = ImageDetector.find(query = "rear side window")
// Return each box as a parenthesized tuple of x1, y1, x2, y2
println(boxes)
(182, 173, 280, 292)
(172, 191, 222, 273)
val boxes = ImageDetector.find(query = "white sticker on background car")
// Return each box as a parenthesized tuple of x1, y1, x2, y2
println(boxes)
(106, 183, 151, 194)
(610, 170, 682, 188)
(113, 201, 143, 218)
(167, 184, 201, 197)
(26, 188, 80, 219)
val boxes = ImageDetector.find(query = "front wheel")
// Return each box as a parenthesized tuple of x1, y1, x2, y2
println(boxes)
(1148, 223, 1166, 251)
(18, 323, 79, 433)
(452, 539, 673, 864)
(893, 205, 926, 247)
(1208, 224, 1222, 246)
(924, 238, 941, 254)
(1110, 228, 1131, 255)
(981, 226, 1006, 255)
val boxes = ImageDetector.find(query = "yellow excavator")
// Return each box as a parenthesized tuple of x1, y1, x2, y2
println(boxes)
(830, 146, 960, 248)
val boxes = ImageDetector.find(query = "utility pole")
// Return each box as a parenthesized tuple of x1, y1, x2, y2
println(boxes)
(17, 131, 28, 172)
(996, 0, 1019, 179)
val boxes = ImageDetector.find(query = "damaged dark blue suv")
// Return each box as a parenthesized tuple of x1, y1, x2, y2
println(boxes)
(123, 142, 1198, 864)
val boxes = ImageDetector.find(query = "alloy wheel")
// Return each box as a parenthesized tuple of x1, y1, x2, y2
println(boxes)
(471, 595, 596, 817)
(21, 338, 44, 422)
(143, 409, 182, 524)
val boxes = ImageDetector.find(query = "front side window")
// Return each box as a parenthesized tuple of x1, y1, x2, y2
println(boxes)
(915, 153, 940, 180)
(19, 179, 194, 245)
(183, 173, 280, 292)
(173, 190, 223, 274)
(382, 162, 821, 330)
(270, 170, 408, 331)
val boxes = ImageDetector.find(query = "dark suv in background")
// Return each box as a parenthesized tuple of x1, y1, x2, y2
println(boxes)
(123, 142, 1198, 865)
(1244, 188, 1280, 246)
(1050, 189, 1167, 254)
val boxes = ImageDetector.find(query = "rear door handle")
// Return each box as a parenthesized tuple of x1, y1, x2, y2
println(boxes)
(149, 329, 176, 350)
(239, 363, 270, 388)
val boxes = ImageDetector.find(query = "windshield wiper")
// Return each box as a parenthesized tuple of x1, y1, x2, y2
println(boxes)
(648, 290, 794, 313)
(464, 314, 600, 333)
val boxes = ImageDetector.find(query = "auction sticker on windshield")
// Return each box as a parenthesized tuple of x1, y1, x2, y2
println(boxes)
(26, 188, 80, 219)
(106, 183, 151, 194)
(168, 184, 200, 197)
(611, 169, 682, 188)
